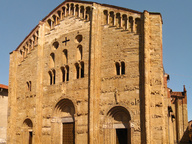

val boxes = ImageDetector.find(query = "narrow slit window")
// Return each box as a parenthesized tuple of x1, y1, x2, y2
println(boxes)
(66, 66, 69, 81)
(80, 62, 84, 78)
(61, 67, 65, 82)
(115, 62, 120, 75)
(63, 49, 68, 64)
(50, 53, 55, 68)
(121, 62, 125, 75)
(49, 71, 52, 85)
(75, 64, 79, 79)
(53, 70, 56, 84)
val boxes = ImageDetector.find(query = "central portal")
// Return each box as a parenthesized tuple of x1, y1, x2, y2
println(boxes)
(52, 99, 76, 144)
(116, 129, 127, 144)
(63, 122, 75, 144)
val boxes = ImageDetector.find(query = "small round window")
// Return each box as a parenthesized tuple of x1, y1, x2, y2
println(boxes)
(75, 35, 83, 43)
(53, 41, 59, 49)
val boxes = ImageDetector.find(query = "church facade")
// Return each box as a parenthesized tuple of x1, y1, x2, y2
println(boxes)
(7, 0, 189, 144)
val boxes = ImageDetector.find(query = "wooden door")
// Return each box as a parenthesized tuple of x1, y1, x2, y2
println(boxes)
(116, 129, 127, 144)
(63, 123, 75, 144)
(29, 131, 33, 144)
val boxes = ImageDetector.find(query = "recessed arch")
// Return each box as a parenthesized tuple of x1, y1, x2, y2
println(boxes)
(122, 14, 127, 30)
(75, 4, 79, 17)
(85, 7, 91, 21)
(22, 118, 33, 144)
(103, 10, 108, 24)
(135, 18, 141, 34)
(80, 6, 84, 19)
(52, 98, 76, 144)
(104, 106, 131, 144)
(129, 16, 133, 32)
(116, 13, 121, 28)
(109, 11, 114, 26)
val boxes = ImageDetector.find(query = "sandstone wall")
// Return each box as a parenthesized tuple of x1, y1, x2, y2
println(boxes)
(0, 90, 8, 144)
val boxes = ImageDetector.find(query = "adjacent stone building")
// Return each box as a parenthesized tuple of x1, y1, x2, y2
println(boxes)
(0, 84, 8, 144)
(189, 120, 192, 143)
(7, 0, 189, 143)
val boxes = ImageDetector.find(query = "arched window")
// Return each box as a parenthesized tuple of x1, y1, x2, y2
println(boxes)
(121, 62, 125, 75)
(129, 16, 133, 32)
(66, 4, 70, 16)
(63, 49, 68, 64)
(71, 4, 75, 16)
(62, 7, 66, 18)
(57, 11, 62, 21)
(122, 15, 127, 30)
(53, 15, 57, 26)
(47, 19, 52, 29)
(29, 81, 32, 91)
(75, 5, 79, 17)
(115, 62, 120, 75)
(53, 69, 56, 84)
(116, 13, 121, 28)
(109, 11, 114, 26)
(50, 53, 55, 68)
(135, 18, 141, 34)
(80, 6, 84, 19)
(66, 66, 69, 81)
(75, 63, 80, 79)
(61, 66, 69, 82)
(61, 67, 65, 82)
(103, 10, 108, 25)
(26, 82, 30, 91)
(48, 71, 52, 85)
(80, 62, 84, 78)
(85, 7, 91, 21)
(77, 45, 82, 60)
(115, 62, 125, 75)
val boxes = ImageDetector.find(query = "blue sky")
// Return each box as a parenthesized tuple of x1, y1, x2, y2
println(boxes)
(0, 0, 192, 121)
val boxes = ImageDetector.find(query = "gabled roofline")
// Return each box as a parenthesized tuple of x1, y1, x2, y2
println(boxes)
(14, 25, 39, 52)
(42, 0, 95, 22)
(11, 0, 162, 54)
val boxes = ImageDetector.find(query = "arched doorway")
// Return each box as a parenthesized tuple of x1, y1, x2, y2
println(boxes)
(22, 118, 33, 144)
(104, 106, 131, 144)
(51, 98, 75, 144)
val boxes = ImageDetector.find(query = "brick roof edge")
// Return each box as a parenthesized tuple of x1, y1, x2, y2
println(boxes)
(0, 84, 8, 89)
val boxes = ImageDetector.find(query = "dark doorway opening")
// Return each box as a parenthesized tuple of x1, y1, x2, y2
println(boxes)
(116, 129, 127, 144)
(63, 122, 75, 144)
(29, 131, 33, 144)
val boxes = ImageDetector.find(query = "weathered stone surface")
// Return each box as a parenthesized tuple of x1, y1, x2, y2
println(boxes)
(0, 84, 8, 144)
(7, 1, 189, 144)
